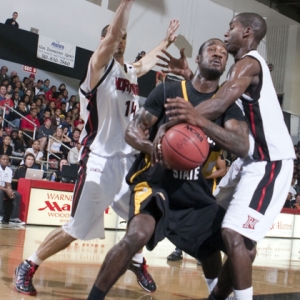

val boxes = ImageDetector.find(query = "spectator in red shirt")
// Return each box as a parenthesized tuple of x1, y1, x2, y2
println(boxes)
(20, 108, 40, 147)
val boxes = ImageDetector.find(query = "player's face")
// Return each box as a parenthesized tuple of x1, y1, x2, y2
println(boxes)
(224, 18, 245, 54)
(115, 33, 127, 56)
(197, 40, 227, 79)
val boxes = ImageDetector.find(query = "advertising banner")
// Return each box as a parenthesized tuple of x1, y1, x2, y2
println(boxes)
(37, 36, 76, 68)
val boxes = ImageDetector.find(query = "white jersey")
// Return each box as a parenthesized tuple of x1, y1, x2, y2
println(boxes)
(79, 58, 139, 157)
(235, 50, 295, 161)
(0, 166, 12, 187)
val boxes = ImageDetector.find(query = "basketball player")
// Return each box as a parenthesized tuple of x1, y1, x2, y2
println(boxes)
(164, 13, 295, 300)
(14, 0, 179, 296)
(84, 38, 250, 299)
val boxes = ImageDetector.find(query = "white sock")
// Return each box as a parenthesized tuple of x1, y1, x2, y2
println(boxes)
(28, 252, 43, 266)
(205, 277, 218, 293)
(234, 287, 253, 300)
(132, 252, 143, 265)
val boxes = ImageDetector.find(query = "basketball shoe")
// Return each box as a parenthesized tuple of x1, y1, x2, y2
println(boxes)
(14, 260, 38, 295)
(167, 248, 183, 261)
(128, 258, 156, 293)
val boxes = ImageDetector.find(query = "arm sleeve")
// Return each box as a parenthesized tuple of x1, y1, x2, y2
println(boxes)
(143, 83, 168, 118)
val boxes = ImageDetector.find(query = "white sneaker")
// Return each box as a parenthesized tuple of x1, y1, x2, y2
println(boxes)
(9, 218, 26, 225)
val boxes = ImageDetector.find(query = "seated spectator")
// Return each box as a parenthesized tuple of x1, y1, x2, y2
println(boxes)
(18, 130, 27, 148)
(66, 97, 74, 112)
(5, 12, 19, 28)
(45, 85, 57, 102)
(41, 79, 50, 93)
(13, 81, 24, 98)
(61, 116, 73, 137)
(10, 129, 25, 165)
(20, 94, 31, 112)
(50, 108, 64, 130)
(21, 140, 44, 166)
(293, 194, 300, 209)
(51, 158, 69, 182)
(38, 108, 51, 125)
(22, 77, 29, 90)
(20, 108, 40, 147)
(37, 117, 55, 152)
(48, 127, 66, 160)
(74, 116, 84, 129)
(60, 89, 69, 103)
(14, 153, 46, 180)
(70, 107, 79, 126)
(7, 84, 13, 95)
(58, 83, 66, 92)
(59, 102, 67, 118)
(9, 101, 27, 128)
(0, 125, 3, 144)
(12, 91, 20, 108)
(0, 92, 14, 125)
(34, 80, 44, 96)
(0, 84, 7, 100)
(0, 66, 9, 82)
(46, 100, 56, 116)
(0, 154, 23, 224)
(67, 143, 81, 165)
(0, 135, 12, 156)
(24, 87, 34, 103)
(69, 128, 81, 148)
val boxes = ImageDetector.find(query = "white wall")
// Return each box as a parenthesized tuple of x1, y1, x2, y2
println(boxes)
(0, 0, 234, 83)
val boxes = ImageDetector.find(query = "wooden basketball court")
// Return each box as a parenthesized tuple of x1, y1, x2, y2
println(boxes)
(1, 225, 299, 299)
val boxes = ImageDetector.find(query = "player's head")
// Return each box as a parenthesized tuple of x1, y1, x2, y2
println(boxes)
(224, 13, 267, 54)
(196, 38, 228, 80)
(101, 25, 127, 56)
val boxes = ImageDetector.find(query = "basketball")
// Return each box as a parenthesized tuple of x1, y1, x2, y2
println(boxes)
(161, 123, 209, 171)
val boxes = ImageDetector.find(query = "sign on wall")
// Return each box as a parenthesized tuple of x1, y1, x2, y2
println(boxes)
(26, 188, 126, 228)
(37, 36, 76, 68)
(23, 66, 37, 73)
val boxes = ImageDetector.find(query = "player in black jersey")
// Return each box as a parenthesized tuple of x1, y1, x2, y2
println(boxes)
(86, 38, 250, 299)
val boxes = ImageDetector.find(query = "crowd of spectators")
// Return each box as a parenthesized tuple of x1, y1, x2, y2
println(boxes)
(0, 64, 84, 175)
(284, 141, 300, 209)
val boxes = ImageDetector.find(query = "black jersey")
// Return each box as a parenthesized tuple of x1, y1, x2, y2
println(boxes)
(127, 80, 245, 209)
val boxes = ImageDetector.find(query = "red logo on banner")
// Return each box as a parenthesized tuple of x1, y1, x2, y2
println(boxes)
(243, 215, 259, 229)
(38, 201, 71, 212)
(23, 65, 37, 73)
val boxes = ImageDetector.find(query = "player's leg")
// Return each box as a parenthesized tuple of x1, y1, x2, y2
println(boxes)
(14, 149, 105, 295)
(88, 213, 156, 300)
(88, 187, 168, 299)
(110, 154, 157, 292)
(167, 247, 183, 261)
(212, 158, 293, 300)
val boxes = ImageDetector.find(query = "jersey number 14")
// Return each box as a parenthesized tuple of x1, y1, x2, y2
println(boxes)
(125, 100, 137, 117)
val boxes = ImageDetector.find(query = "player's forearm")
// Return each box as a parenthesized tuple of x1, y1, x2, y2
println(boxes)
(109, 0, 134, 39)
(135, 40, 172, 78)
(196, 118, 249, 158)
(125, 124, 153, 155)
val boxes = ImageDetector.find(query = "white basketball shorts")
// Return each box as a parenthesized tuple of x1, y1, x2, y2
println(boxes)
(63, 148, 135, 240)
(214, 157, 294, 242)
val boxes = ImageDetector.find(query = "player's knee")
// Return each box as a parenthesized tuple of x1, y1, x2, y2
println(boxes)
(59, 228, 77, 244)
(222, 228, 244, 253)
(125, 230, 148, 251)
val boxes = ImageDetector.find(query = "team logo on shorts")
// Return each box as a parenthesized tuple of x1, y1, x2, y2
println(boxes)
(243, 215, 259, 229)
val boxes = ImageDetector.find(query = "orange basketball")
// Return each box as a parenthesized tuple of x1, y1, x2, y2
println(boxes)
(161, 123, 209, 171)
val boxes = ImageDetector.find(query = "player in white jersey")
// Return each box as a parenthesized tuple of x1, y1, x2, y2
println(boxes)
(14, 0, 179, 297)
(163, 13, 295, 300)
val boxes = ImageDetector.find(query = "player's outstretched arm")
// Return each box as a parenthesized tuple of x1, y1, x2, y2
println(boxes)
(125, 107, 158, 155)
(89, 0, 134, 88)
(156, 48, 194, 80)
(133, 19, 180, 78)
